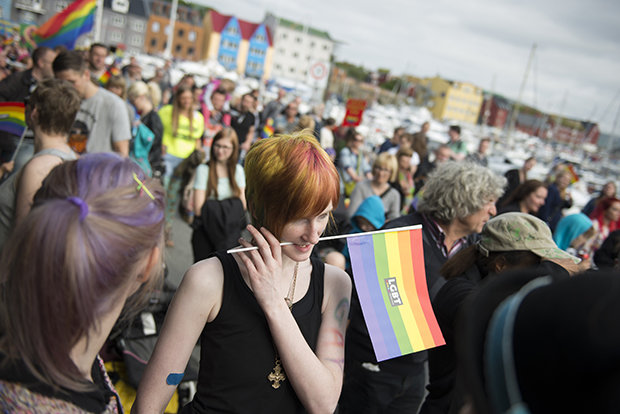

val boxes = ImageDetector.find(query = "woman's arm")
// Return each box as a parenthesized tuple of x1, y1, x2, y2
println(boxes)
(277, 265, 351, 413)
(193, 189, 206, 217)
(236, 226, 352, 413)
(15, 155, 62, 225)
(132, 259, 223, 413)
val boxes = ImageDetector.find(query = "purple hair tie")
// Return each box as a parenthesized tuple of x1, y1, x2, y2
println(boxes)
(67, 196, 89, 221)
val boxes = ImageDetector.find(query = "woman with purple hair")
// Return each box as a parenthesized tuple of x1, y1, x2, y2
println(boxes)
(0, 153, 166, 413)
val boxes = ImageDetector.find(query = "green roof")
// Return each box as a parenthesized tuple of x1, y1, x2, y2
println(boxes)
(277, 17, 333, 40)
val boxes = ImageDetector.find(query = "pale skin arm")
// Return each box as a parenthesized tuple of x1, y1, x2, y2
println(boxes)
(132, 260, 223, 413)
(237, 226, 352, 413)
(193, 188, 206, 217)
(15, 155, 63, 225)
(113, 139, 129, 157)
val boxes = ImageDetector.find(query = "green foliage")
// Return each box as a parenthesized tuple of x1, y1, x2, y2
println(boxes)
(380, 78, 400, 91)
(334, 61, 369, 82)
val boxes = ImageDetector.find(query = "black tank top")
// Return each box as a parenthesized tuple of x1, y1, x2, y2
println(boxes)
(187, 251, 325, 413)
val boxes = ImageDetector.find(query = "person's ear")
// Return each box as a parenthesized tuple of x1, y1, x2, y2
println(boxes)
(493, 256, 508, 274)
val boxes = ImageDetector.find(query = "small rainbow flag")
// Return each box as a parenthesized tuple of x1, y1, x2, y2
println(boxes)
(347, 225, 445, 361)
(33, 0, 96, 49)
(99, 66, 121, 86)
(0, 102, 26, 137)
(260, 117, 275, 139)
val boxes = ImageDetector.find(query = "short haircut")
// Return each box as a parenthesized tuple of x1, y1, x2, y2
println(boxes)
(31, 46, 53, 67)
(374, 152, 398, 182)
(28, 78, 81, 136)
(242, 92, 257, 102)
(244, 130, 340, 238)
(53, 50, 87, 74)
(106, 75, 126, 98)
(0, 153, 165, 392)
(89, 43, 108, 54)
(449, 125, 461, 135)
(418, 161, 506, 223)
(127, 80, 150, 102)
(344, 127, 360, 144)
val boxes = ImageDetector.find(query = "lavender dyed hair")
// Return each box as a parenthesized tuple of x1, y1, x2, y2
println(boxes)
(0, 153, 165, 392)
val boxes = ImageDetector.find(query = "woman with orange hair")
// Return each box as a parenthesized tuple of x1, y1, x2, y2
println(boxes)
(135, 131, 352, 414)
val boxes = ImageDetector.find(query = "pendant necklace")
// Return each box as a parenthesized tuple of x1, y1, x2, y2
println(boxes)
(268, 261, 299, 389)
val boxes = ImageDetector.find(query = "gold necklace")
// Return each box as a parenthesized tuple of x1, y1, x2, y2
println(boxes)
(268, 262, 299, 389)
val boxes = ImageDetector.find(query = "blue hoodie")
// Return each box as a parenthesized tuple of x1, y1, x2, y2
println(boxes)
(344, 195, 386, 270)
(553, 213, 593, 251)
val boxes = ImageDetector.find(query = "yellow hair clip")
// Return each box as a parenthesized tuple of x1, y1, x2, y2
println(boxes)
(133, 173, 155, 200)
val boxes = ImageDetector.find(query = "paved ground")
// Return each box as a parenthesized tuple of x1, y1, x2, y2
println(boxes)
(164, 212, 195, 289)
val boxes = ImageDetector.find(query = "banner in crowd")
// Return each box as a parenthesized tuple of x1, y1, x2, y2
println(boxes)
(0, 102, 26, 137)
(341, 99, 366, 127)
(347, 225, 445, 361)
(33, 0, 96, 49)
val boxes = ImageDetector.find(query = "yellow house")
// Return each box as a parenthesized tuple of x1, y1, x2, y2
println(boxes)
(421, 76, 483, 124)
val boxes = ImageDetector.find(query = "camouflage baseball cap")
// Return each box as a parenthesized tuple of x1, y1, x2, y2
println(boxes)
(478, 212, 580, 263)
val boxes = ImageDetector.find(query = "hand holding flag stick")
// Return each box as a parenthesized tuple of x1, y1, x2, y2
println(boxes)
(228, 224, 445, 362)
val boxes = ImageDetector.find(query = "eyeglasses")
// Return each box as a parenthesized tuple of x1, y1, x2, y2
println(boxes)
(213, 144, 233, 151)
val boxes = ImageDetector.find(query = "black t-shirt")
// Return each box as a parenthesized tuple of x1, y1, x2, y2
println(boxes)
(230, 109, 255, 145)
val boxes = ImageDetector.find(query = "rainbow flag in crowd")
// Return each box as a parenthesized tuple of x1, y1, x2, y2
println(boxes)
(99, 66, 121, 86)
(0, 102, 26, 137)
(260, 118, 275, 138)
(33, 0, 96, 49)
(347, 225, 445, 361)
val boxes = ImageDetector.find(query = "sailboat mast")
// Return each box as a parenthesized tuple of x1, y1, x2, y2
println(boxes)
(506, 43, 537, 146)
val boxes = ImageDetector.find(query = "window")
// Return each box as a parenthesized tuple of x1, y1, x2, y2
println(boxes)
(178, 29, 184, 37)
(289, 67, 295, 73)
(175, 44, 182, 52)
(111, 15, 125, 27)
(255, 34, 265, 42)
(111, 31, 124, 42)
(188, 31, 196, 42)
(226, 25, 238, 35)
(281, 33, 287, 39)
(150, 38, 157, 47)
(293, 52, 298, 58)
(275, 64, 281, 70)
(188, 47, 195, 56)
(151, 21, 160, 32)
(55, 1, 69, 12)
(323, 44, 329, 51)
(130, 35, 142, 47)
(131, 20, 145, 32)
(296, 37, 302, 43)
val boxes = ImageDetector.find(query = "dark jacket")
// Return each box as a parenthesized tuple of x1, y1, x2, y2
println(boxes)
(191, 197, 246, 262)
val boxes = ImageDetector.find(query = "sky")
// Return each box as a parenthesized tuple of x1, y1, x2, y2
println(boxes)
(190, 0, 620, 134)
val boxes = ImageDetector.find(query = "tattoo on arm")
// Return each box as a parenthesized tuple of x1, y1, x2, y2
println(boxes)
(324, 358, 345, 370)
(334, 298, 350, 329)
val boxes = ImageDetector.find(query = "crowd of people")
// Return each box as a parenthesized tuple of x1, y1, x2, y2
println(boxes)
(0, 43, 619, 414)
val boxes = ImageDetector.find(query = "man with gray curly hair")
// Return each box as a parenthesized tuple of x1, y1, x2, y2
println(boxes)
(340, 161, 506, 414)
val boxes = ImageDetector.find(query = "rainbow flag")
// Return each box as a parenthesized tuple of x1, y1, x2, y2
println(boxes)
(33, 0, 96, 49)
(0, 102, 26, 137)
(99, 66, 121, 86)
(347, 226, 445, 361)
(260, 117, 275, 139)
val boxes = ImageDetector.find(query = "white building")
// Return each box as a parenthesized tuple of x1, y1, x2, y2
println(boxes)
(264, 12, 335, 102)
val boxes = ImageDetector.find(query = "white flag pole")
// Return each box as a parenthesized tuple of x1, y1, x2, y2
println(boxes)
(227, 225, 422, 254)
